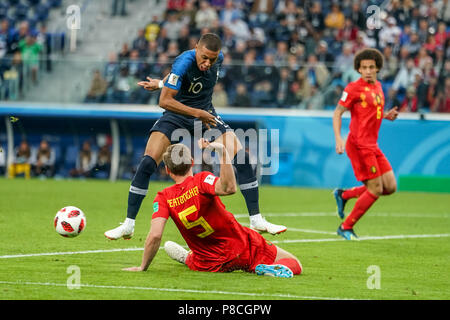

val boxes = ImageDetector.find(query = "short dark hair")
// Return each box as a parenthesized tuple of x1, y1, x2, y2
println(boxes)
(354, 48, 384, 72)
(163, 144, 192, 176)
(198, 33, 222, 52)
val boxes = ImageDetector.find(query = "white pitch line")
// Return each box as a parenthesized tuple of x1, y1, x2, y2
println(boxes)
(368, 213, 450, 218)
(234, 212, 335, 218)
(0, 280, 358, 301)
(1, 233, 449, 259)
(0, 247, 144, 259)
(240, 222, 335, 235)
(286, 228, 336, 235)
(272, 233, 450, 244)
(234, 212, 450, 219)
(358, 234, 450, 240)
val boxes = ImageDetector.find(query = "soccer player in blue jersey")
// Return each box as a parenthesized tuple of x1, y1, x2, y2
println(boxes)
(105, 33, 286, 240)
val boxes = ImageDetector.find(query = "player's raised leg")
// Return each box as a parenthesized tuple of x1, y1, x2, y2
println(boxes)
(338, 176, 381, 240)
(381, 170, 397, 195)
(215, 131, 287, 235)
(105, 132, 170, 240)
(335, 176, 395, 228)
(333, 186, 366, 219)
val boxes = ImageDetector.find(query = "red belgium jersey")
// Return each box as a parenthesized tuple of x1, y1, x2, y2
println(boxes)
(339, 78, 385, 148)
(152, 171, 250, 267)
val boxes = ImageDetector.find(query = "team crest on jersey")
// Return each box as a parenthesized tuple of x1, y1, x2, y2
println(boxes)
(168, 73, 179, 86)
(153, 202, 159, 213)
(371, 166, 377, 174)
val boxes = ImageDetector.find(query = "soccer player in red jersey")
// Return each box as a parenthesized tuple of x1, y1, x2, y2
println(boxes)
(123, 141, 302, 277)
(332, 48, 399, 240)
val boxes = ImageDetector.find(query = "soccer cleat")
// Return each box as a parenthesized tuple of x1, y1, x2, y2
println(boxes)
(164, 241, 188, 264)
(337, 224, 359, 241)
(255, 264, 294, 278)
(333, 188, 348, 219)
(104, 223, 134, 240)
(250, 217, 287, 235)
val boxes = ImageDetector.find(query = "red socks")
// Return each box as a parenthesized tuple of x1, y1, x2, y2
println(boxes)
(343, 185, 392, 200)
(342, 185, 366, 200)
(276, 258, 302, 275)
(342, 190, 379, 230)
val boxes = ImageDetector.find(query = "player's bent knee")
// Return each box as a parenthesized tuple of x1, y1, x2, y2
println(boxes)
(368, 186, 383, 197)
(383, 184, 397, 195)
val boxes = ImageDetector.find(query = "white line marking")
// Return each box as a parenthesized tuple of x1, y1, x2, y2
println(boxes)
(287, 228, 336, 235)
(0, 280, 358, 300)
(240, 222, 335, 235)
(358, 233, 450, 240)
(235, 212, 335, 218)
(1, 234, 449, 259)
(0, 247, 144, 259)
(272, 233, 450, 244)
(365, 213, 450, 218)
(234, 212, 450, 219)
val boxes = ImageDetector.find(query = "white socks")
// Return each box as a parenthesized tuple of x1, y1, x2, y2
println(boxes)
(250, 213, 264, 225)
(124, 218, 135, 228)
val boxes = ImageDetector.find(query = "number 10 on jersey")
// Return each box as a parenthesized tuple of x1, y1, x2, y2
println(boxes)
(188, 82, 203, 94)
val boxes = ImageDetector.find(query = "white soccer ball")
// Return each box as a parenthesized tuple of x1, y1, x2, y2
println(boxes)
(54, 206, 86, 238)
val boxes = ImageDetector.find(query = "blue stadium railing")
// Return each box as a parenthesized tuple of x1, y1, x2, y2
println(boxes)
(1, 102, 449, 191)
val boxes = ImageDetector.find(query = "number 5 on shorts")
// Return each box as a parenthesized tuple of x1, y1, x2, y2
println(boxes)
(178, 205, 214, 238)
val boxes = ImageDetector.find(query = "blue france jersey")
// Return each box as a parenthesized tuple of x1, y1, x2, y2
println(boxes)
(164, 49, 224, 111)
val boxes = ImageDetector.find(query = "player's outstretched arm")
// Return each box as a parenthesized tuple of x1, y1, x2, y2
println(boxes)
(333, 104, 347, 154)
(138, 74, 169, 91)
(123, 217, 167, 272)
(137, 77, 162, 91)
(136, 73, 175, 93)
(384, 106, 399, 121)
(198, 138, 236, 196)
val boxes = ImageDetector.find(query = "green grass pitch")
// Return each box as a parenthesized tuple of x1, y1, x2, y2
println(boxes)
(0, 178, 449, 300)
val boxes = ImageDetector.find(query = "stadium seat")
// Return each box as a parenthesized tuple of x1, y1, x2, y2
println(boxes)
(13, 2, 29, 21)
(121, 146, 144, 180)
(27, 0, 41, 6)
(48, 0, 61, 8)
(0, 2, 9, 19)
(60, 144, 78, 177)
(52, 144, 62, 174)
(93, 170, 109, 179)
(131, 147, 145, 167)
(33, 2, 49, 22)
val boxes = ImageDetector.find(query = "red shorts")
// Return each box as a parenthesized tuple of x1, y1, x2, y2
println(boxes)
(185, 227, 277, 273)
(346, 138, 392, 182)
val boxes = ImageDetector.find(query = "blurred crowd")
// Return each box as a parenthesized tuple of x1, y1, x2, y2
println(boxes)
(0, 0, 63, 99)
(3, 138, 113, 179)
(86, 0, 449, 112)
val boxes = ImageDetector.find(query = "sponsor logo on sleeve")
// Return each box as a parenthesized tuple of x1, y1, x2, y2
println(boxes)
(204, 174, 216, 185)
(168, 73, 179, 86)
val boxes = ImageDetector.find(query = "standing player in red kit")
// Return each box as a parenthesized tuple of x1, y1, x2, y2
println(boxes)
(332, 48, 399, 240)
(123, 141, 302, 277)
